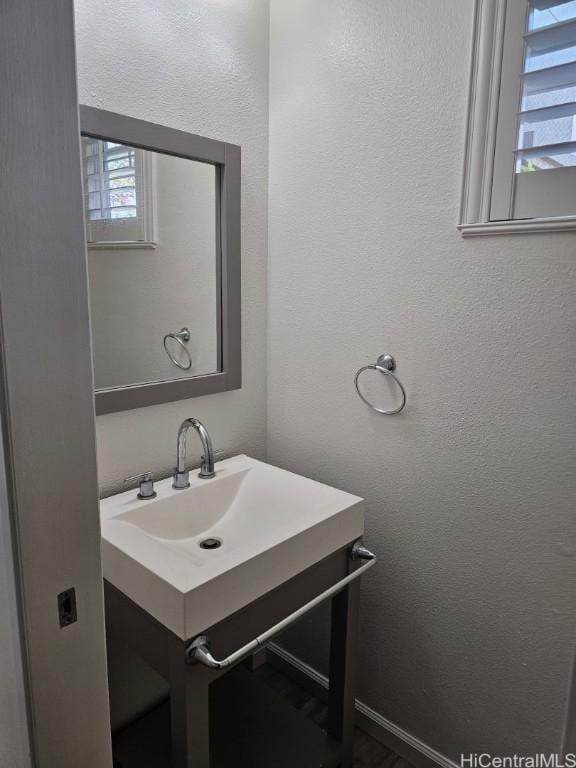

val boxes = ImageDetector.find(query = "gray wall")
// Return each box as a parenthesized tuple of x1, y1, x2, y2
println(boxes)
(268, 0, 576, 761)
(565, 650, 576, 755)
(0, 413, 31, 768)
(74, 0, 270, 496)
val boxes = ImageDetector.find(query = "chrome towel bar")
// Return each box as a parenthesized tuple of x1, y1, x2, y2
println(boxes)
(187, 540, 376, 668)
(354, 353, 407, 415)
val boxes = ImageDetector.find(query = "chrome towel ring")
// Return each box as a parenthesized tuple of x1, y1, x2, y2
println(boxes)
(354, 353, 407, 415)
(163, 327, 192, 371)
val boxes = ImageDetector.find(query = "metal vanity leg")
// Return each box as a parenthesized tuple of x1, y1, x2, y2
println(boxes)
(328, 580, 360, 768)
(168, 655, 212, 768)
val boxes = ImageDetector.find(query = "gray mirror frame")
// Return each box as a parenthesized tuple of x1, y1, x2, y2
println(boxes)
(79, 106, 241, 415)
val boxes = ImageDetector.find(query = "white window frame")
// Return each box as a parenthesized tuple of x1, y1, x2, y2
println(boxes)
(83, 139, 157, 250)
(459, 0, 576, 236)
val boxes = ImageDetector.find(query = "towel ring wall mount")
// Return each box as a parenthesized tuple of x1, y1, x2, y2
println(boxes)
(354, 353, 407, 415)
(163, 327, 192, 371)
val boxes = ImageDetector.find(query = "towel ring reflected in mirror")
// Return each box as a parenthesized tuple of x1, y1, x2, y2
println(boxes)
(354, 353, 407, 415)
(163, 328, 192, 371)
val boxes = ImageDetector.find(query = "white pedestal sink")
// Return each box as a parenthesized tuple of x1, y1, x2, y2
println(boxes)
(100, 455, 365, 640)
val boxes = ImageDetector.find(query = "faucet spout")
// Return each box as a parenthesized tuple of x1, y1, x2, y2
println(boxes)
(173, 417, 216, 489)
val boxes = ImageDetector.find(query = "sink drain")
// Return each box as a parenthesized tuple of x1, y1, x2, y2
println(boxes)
(199, 537, 222, 550)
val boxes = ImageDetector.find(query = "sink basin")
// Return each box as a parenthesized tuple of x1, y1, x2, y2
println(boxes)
(115, 468, 251, 541)
(100, 455, 364, 639)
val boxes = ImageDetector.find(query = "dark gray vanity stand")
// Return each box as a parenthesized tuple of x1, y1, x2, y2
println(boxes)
(105, 542, 363, 768)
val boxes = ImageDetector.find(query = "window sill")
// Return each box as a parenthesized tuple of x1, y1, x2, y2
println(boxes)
(87, 240, 157, 250)
(458, 217, 576, 237)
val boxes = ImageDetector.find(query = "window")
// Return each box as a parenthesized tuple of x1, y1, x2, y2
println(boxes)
(81, 137, 156, 248)
(460, 0, 576, 235)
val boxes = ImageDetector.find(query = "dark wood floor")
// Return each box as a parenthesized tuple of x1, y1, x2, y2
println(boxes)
(112, 659, 416, 768)
(255, 662, 413, 768)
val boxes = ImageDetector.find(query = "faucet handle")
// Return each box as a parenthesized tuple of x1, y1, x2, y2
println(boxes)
(124, 471, 157, 500)
(198, 449, 224, 480)
(199, 449, 224, 464)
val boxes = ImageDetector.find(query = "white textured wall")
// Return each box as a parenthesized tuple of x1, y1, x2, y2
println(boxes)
(268, 0, 576, 760)
(75, 0, 269, 495)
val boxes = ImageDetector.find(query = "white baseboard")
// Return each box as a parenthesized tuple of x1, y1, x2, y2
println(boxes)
(267, 643, 459, 768)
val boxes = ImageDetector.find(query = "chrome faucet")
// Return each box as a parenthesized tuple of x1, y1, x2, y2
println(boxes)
(173, 418, 216, 488)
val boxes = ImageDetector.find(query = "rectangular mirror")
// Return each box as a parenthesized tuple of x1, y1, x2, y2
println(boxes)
(80, 107, 241, 415)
